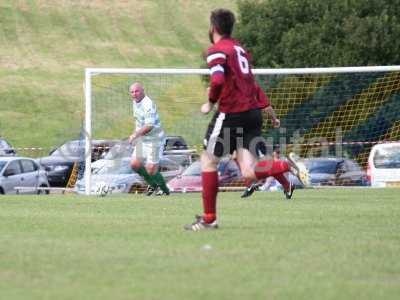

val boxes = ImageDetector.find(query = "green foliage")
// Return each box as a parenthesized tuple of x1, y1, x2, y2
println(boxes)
(235, 0, 400, 67)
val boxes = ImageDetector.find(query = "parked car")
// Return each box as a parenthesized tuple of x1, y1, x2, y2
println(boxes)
(0, 138, 16, 156)
(163, 135, 188, 152)
(99, 135, 188, 160)
(168, 158, 243, 192)
(0, 157, 49, 194)
(92, 136, 194, 173)
(37, 139, 118, 187)
(75, 156, 184, 194)
(367, 142, 400, 187)
(289, 157, 368, 187)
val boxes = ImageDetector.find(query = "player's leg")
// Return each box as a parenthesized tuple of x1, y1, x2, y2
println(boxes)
(131, 140, 157, 195)
(200, 150, 219, 221)
(184, 151, 220, 231)
(274, 173, 294, 199)
(241, 179, 261, 198)
(185, 111, 228, 231)
(238, 109, 294, 197)
(254, 156, 299, 197)
(235, 147, 257, 180)
(240, 136, 267, 198)
(240, 154, 294, 199)
(236, 148, 293, 196)
(145, 139, 170, 195)
(147, 165, 170, 196)
(287, 152, 310, 187)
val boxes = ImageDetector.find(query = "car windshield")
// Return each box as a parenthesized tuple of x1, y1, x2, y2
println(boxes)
(103, 142, 133, 160)
(164, 137, 187, 150)
(0, 140, 10, 149)
(374, 145, 400, 168)
(345, 160, 361, 172)
(182, 161, 201, 176)
(0, 161, 6, 172)
(52, 141, 84, 157)
(305, 160, 338, 174)
(96, 160, 133, 175)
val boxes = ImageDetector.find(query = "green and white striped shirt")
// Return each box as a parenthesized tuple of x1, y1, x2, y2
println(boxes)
(133, 95, 165, 142)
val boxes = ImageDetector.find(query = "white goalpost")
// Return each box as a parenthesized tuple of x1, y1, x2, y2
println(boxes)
(84, 68, 209, 195)
(84, 66, 400, 195)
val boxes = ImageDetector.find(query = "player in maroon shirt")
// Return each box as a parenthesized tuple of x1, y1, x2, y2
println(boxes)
(184, 8, 310, 231)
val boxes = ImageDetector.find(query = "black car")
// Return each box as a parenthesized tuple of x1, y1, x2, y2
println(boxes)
(290, 157, 368, 187)
(0, 138, 16, 156)
(163, 136, 188, 151)
(37, 140, 118, 187)
(162, 135, 197, 167)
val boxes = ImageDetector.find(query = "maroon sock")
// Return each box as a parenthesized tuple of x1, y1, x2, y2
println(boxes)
(274, 173, 290, 191)
(244, 178, 254, 187)
(255, 159, 289, 179)
(201, 171, 218, 223)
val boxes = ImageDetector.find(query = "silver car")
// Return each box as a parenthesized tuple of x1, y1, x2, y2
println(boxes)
(0, 157, 50, 194)
(75, 157, 185, 194)
(0, 138, 16, 156)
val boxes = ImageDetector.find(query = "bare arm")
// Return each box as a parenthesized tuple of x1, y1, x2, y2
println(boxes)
(201, 87, 215, 114)
(128, 125, 153, 143)
(263, 106, 280, 128)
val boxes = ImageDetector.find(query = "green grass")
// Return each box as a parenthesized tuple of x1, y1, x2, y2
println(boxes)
(0, 0, 236, 151)
(1, 188, 399, 300)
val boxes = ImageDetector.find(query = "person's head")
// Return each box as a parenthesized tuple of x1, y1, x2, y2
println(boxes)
(129, 82, 145, 103)
(209, 8, 235, 44)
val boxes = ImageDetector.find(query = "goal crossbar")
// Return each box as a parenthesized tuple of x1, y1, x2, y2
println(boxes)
(86, 65, 400, 76)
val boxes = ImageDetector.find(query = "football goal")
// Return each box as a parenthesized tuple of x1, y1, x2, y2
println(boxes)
(83, 66, 400, 194)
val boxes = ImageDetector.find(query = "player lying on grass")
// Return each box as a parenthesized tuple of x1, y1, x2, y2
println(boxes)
(184, 8, 309, 231)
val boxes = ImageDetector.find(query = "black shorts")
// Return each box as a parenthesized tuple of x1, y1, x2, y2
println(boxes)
(204, 108, 267, 157)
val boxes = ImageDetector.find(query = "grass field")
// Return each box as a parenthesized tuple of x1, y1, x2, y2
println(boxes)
(1, 188, 399, 300)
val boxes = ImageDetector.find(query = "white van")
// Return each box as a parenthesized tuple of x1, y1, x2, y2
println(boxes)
(367, 142, 400, 187)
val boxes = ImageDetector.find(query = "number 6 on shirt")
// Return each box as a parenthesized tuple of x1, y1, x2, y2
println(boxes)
(234, 45, 249, 74)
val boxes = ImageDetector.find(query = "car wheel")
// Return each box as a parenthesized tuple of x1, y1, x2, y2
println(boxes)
(37, 185, 50, 195)
(129, 183, 145, 194)
(0, 187, 4, 194)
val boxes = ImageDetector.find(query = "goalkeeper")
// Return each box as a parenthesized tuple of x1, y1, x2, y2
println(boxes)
(128, 82, 170, 196)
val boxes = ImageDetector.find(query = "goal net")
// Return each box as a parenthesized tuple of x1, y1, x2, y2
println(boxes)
(84, 66, 400, 194)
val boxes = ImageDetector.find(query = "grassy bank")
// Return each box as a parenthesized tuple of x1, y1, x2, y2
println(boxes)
(0, 0, 236, 152)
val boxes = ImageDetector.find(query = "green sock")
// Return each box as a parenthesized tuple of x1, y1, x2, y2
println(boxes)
(136, 166, 157, 187)
(150, 172, 169, 193)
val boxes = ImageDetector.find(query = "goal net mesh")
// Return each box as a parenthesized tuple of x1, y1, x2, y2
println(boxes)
(88, 68, 400, 189)
(258, 71, 400, 168)
(91, 74, 210, 148)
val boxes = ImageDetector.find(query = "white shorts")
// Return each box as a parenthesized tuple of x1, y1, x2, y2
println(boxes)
(132, 138, 164, 164)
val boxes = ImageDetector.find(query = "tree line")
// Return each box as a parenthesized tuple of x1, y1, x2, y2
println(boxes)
(235, 0, 400, 67)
